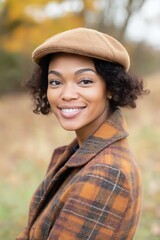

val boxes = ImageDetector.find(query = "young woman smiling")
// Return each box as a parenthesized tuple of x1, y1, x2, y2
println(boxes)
(17, 28, 148, 240)
(47, 53, 109, 145)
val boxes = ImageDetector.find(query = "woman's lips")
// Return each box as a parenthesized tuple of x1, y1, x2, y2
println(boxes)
(58, 106, 86, 118)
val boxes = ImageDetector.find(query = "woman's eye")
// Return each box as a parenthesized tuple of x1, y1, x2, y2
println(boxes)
(79, 79, 93, 85)
(49, 80, 62, 86)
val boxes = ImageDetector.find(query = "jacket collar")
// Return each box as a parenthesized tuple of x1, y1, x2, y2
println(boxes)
(27, 108, 128, 229)
(64, 107, 128, 167)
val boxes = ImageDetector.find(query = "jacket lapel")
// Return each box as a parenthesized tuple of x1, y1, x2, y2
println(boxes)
(66, 107, 128, 167)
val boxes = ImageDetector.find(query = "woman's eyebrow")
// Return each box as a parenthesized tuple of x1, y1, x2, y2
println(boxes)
(75, 68, 96, 75)
(48, 70, 62, 76)
(48, 68, 96, 76)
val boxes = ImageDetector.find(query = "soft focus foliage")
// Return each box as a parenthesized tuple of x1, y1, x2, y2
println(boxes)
(0, 0, 160, 239)
(0, 48, 32, 94)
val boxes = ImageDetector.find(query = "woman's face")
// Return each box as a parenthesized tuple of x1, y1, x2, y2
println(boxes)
(47, 53, 110, 138)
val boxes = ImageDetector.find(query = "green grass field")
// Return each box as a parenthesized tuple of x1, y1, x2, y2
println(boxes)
(0, 73, 160, 239)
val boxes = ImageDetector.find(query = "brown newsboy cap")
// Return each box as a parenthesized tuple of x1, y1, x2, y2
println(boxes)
(32, 27, 130, 71)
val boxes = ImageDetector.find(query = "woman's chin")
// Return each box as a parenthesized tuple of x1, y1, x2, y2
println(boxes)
(60, 124, 79, 131)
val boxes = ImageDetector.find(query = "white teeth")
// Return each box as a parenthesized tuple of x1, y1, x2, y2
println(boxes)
(61, 108, 80, 113)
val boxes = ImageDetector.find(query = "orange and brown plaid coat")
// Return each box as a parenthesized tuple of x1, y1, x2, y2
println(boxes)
(17, 108, 142, 240)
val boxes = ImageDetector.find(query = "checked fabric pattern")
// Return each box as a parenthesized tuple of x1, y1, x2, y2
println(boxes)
(17, 108, 142, 240)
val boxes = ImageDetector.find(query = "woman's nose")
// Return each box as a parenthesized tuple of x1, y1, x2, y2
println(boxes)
(61, 84, 79, 101)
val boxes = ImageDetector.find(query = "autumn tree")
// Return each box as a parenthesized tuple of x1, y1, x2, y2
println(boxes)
(82, 0, 146, 43)
(0, 0, 149, 51)
(0, 0, 159, 93)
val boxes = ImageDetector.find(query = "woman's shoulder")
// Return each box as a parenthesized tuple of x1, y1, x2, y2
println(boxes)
(95, 138, 141, 177)
(87, 139, 141, 192)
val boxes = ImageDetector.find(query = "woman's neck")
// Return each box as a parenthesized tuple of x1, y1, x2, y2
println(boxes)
(75, 106, 110, 147)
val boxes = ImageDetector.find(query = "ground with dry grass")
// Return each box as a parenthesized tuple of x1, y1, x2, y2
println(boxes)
(0, 73, 160, 239)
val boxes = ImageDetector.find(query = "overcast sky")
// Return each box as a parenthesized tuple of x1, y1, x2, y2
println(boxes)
(126, 0, 160, 48)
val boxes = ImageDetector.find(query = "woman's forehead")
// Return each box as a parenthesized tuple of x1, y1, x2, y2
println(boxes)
(49, 53, 95, 70)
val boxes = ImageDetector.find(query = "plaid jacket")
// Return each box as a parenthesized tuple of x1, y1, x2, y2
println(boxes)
(17, 108, 142, 240)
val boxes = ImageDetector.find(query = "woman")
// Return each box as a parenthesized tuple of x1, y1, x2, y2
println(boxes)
(17, 28, 148, 240)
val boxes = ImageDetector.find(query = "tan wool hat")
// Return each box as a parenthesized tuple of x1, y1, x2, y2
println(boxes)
(32, 27, 130, 71)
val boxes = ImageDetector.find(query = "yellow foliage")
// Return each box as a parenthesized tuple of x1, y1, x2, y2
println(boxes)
(1, 0, 85, 53)
(83, 0, 95, 10)
(5, 0, 65, 21)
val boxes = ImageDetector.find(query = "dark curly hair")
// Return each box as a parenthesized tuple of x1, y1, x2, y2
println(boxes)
(25, 54, 149, 114)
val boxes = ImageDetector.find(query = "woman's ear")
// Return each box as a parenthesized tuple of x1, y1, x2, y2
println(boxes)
(107, 92, 112, 100)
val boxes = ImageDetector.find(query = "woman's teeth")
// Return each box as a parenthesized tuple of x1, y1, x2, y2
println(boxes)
(61, 108, 82, 113)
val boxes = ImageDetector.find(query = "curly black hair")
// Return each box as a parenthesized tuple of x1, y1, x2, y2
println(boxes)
(25, 54, 149, 114)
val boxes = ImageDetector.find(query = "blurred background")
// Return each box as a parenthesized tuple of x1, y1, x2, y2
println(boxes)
(0, 0, 160, 239)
